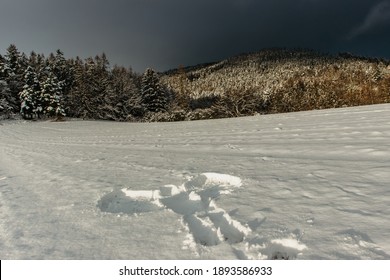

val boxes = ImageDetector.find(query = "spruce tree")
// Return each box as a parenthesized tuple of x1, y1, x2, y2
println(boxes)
(66, 57, 85, 117)
(2, 45, 25, 112)
(0, 54, 5, 77)
(106, 66, 142, 120)
(43, 50, 73, 117)
(28, 51, 45, 77)
(93, 54, 111, 119)
(0, 55, 14, 118)
(0, 80, 14, 118)
(50, 50, 73, 94)
(41, 71, 66, 119)
(19, 66, 41, 119)
(141, 68, 168, 112)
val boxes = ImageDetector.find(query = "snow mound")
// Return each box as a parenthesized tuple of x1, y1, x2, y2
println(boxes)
(121, 189, 161, 200)
(267, 238, 308, 260)
(159, 184, 185, 196)
(185, 172, 242, 190)
(160, 191, 205, 216)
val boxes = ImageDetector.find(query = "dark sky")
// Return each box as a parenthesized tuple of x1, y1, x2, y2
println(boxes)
(1, 0, 390, 72)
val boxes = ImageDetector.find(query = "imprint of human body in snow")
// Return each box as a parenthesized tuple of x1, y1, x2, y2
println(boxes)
(98, 172, 307, 259)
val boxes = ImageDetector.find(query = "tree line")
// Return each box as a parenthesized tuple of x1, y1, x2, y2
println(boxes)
(0, 44, 170, 121)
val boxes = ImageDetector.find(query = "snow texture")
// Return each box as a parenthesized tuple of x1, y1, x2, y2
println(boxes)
(0, 104, 390, 259)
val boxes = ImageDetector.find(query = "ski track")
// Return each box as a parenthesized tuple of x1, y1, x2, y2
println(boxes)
(0, 104, 390, 259)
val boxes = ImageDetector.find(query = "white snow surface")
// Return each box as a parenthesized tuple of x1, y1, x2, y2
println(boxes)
(0, 104, 389, 260)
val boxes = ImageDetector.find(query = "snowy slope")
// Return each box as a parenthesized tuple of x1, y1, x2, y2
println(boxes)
(0, 104, 389, 259)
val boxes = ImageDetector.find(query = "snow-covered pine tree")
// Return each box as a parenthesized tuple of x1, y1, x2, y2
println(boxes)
(43, 50, 73, 117)
(66, 57, 85, 117)
(0, 54, 5, 76)
(73, 55, 109, 119)
(28, 51, 46, 78)
(93, 53, 112, 119)
(19, 66, 42, 119)
(141, 68, 169, 112)
(1, 45, 25, 112)
(0, 55, 14, 118)
(50, 50, 73, 94)
(41, 71, 66, 119)
(109, 65, 143, 120)
(0, 80, 14, 119)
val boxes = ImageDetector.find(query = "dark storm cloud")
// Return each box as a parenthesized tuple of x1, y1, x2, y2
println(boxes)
(1, 0, 389, 72)
(348, 1, 390, 39)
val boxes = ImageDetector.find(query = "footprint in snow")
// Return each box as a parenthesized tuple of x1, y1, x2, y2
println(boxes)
(335, 229, 390, 259)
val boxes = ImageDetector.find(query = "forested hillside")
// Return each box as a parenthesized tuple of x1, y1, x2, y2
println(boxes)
(162, 49, 390, 120)
(1, 45, 389, 122)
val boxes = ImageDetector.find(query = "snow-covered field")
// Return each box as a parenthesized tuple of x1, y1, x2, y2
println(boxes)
(0, 104, 389, 260)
